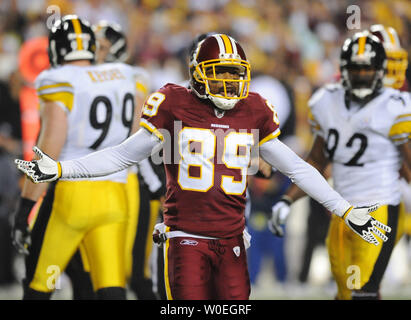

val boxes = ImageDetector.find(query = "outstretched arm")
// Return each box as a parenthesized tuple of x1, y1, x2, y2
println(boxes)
(260, 137, 348, 216)
(259, 137, 391, 245)
(271, 135, 330, 205)
(16, 128, 162, 182)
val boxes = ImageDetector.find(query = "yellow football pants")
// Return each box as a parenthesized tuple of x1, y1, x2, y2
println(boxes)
(27, 180, 128, 293)
(326, 203, 404, 300)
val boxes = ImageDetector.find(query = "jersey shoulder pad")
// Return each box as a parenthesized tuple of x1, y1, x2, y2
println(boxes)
(140, 84, 185, 141)
(400, 91, 411, 104)
(131, 65, 151, 95)
(380, 88, 411, 114)
(131, 65, 150, 79)
(35, 66, 75, 111)
(113, 63, 146, 79)
(247, 91, 279, 117)
(323, 82, 341, 92)
(386, 88, 408, 107)
(35, 66, 74, 92)
(307, 84, 343, 136)
(308, 83, 342, 109)
(246, 92, 281, 144)
(377, 89, 411, 145)
(112, 62, 134, 76)
(157, 83, 189, 96)
(143, 83, 187, 109)
(247, 91, 266, 104)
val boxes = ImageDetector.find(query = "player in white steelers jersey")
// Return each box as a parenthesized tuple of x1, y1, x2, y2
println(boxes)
(59, 19, 153, 299)
(307, 83, 408, 208)
(11, 15, 142, 300)
(36, 63, 139, 169)
(269, 31, 411, 299)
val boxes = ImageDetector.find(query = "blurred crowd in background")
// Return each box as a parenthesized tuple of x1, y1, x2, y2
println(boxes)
(2, 0, 411, 151)
(1, 0, 411, 298)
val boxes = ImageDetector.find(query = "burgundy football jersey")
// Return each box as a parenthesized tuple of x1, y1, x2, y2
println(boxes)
(140, 84, 280, 238)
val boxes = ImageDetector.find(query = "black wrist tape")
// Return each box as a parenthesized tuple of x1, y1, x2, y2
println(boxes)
(280, 196, 292, 206)
(15, 198, 36, 224)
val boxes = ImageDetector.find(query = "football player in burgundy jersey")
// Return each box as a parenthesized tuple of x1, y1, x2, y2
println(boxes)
(16, 34, 391, 300)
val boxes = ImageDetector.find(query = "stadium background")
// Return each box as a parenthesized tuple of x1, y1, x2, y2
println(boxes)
(0, 0, 410, 299)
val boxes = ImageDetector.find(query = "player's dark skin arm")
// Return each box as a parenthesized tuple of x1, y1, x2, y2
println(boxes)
(399, 142, 411, 183)
(283, 135, 331, 202)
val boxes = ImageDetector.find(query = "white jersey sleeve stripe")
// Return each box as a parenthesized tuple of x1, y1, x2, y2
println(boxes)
(140, 118, 164, 141)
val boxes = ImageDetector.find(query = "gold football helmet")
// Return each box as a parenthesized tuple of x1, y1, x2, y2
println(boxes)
(370, 24, 408, 89)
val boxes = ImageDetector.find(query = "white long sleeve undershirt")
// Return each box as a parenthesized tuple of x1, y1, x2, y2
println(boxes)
(260, 138, 351, 217)
(60, 128, 351, 217)
(60, 128, 162, 180)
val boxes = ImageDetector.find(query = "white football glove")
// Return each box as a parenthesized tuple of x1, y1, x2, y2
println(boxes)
(268, 197, 292, 237)
(343, 204, 391, 246)
(15, 147, 61, 183)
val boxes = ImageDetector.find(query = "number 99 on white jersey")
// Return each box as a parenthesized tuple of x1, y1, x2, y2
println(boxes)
(35, 62, 146, 182)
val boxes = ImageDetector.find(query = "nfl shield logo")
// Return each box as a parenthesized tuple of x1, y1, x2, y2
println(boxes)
(233, 246, 241, 257)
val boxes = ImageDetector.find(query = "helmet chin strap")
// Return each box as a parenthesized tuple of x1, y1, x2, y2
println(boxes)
(190, 78, 242, 110)
(352, 88, 373, 99)
(190, 85, 237, 110)
(208, 95, 238, 110)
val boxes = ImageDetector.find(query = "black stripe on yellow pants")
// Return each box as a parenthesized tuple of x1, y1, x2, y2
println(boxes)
(23, 182, 57, 293)
(125, 172, 140, 281)
(361, 204, 401, 293)
(129, 176, 159, 299)
(65, 250, 95, 299)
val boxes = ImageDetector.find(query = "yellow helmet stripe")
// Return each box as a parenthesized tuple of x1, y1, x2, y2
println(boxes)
(220, 34, 233, 54)
(358, 36, 366, 55)
(72, 18, 83, 50)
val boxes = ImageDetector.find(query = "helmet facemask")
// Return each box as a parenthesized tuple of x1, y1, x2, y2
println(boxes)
(193, 59, 250, 110)
(342, 65, 384, 99)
